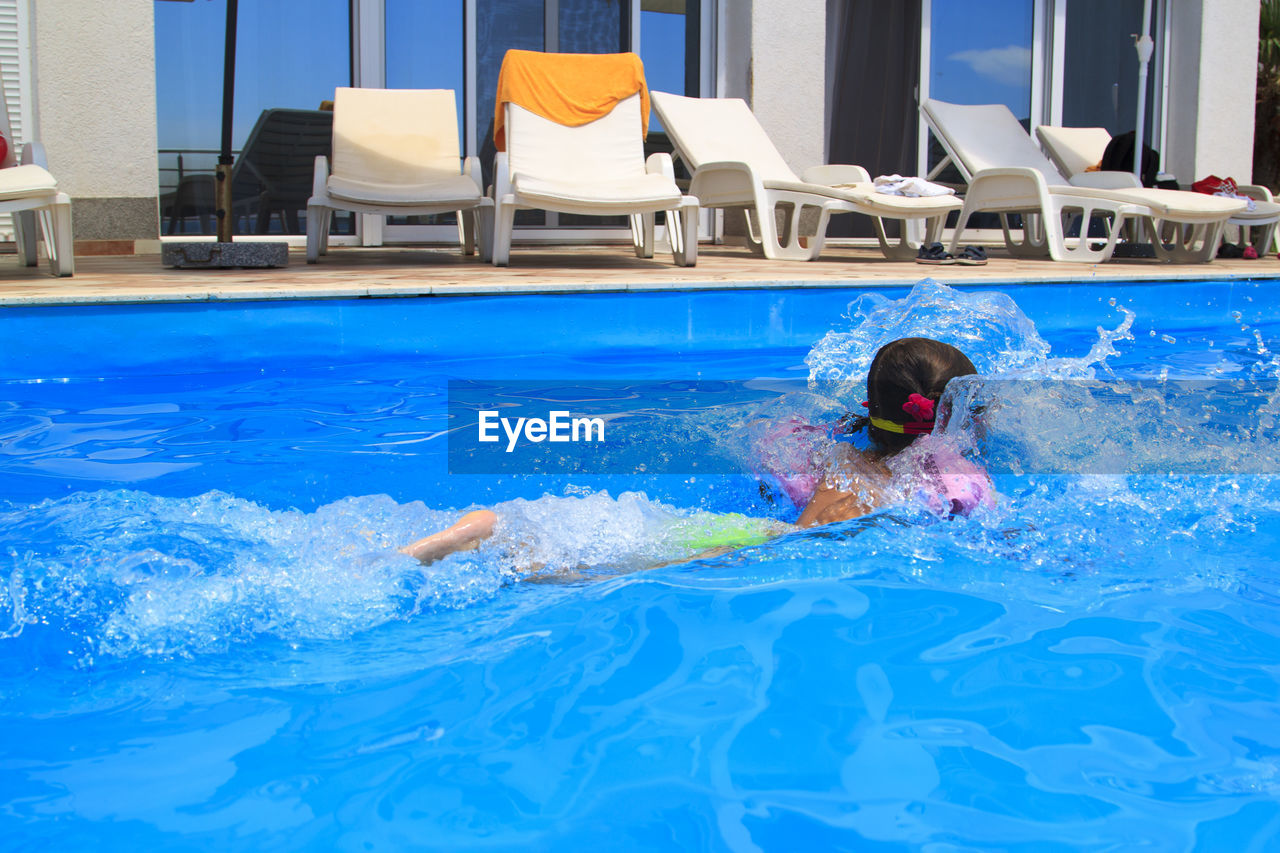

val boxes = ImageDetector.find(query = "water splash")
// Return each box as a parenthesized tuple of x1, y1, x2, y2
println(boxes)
(0, 488, 782, 663)
(805, 280, 1053, 398)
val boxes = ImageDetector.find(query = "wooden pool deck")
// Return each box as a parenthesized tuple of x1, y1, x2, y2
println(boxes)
(3, 243, 1279, 306)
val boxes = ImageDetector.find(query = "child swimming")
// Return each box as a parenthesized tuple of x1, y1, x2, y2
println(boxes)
(402, 337, 988, 566)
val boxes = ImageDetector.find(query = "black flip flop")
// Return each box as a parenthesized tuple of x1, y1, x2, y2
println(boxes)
(915, 242, 955, 265)
(956, 245, 988, 266)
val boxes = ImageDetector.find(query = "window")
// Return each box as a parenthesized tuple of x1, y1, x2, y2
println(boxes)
(154, 0, 351, 236)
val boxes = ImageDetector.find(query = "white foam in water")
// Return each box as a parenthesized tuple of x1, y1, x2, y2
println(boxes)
(0, 487, 750, 662)
(1, 491, 510, 662)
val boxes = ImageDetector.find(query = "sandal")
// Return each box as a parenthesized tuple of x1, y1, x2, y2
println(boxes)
(915, 242, 955, 265)
(956, 245, 988, 266)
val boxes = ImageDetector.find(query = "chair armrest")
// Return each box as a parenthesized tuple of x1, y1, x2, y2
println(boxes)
(21, 140, 48, 169)
(686, 160, 765, 207)
(464, 156, 483, 193)
(493, 151, 511, 201)
(1069, 170, 1142, 189)
(692, 160, 763, 182)
(801, 164, 871, 186)
(1238, 184, 1274, 203)
(311, 154, 330, 198)
(645, 152, 676, 181)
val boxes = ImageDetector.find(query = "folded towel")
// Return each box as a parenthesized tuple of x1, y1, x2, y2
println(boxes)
(493, 49, 650, 152)
(873, 174, 955, 198)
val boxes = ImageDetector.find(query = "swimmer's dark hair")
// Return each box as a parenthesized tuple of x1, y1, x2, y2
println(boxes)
(845, 337, 977, 453)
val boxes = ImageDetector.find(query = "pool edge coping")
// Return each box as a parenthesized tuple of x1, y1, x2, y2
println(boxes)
(4, 268, 1280, 307)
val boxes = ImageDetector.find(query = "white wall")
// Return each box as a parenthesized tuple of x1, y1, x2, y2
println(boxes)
(1165, 0, 1259, 184)
(30, 0, 158, 202)
(749, 0, 826, 174)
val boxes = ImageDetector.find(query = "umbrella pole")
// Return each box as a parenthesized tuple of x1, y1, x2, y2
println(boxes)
(1132, 0, 1154, 184)
(215, 0, 239, 242)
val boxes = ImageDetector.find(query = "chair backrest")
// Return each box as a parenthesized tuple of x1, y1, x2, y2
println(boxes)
(232, 108, 333, 203)
(921, 99, 1064, 184)
(331, 87, 461, 185)
(507, 92, 646, 183)
(650, 92, 799, 184)
(1035, 125, 1112, 178)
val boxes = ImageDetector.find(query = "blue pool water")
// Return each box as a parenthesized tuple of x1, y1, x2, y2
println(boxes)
(3, 279, 1280, 849)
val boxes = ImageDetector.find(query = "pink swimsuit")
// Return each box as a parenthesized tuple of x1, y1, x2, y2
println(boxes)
(753, 417, 993, 517)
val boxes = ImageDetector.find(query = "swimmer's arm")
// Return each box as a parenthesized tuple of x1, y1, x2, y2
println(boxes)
(401, 510, 497, 564)
(797, 486, 876, 527)
(796, 448, 889, 528)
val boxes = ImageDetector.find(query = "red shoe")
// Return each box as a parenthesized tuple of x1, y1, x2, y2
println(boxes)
(1244, 246, 1259, 259)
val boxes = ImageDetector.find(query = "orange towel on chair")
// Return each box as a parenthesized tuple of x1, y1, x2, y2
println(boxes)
(493, 49, 650, 152)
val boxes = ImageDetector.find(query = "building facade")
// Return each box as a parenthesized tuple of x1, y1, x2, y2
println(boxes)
(4, 0, 1262, 253)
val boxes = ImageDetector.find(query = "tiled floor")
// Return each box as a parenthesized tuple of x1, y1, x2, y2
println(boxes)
(3, 243, 1279, 306)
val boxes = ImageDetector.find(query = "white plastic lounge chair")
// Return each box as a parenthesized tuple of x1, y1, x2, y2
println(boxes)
(922, 99, 1245, 264)
(1036, 124, 1280, 255)
(0, 87, 73, 276)
(492, 80, 697, 266)
(651, 92, 962, 261)
(307, 87, 492, 263)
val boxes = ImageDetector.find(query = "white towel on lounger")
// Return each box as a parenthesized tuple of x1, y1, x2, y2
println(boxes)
(873, 175, 956, 198)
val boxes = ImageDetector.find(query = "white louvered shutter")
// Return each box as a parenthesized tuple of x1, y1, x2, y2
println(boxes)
(0, 0, 28, 239)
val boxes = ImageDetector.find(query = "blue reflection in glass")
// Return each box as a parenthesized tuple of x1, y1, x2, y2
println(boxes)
(641, 7, 688, 132)
(153, 0, 350, 235)
(386, 0, 465, 148)
(559, 0, 623, 53)
(385, 0, 466, 227)
(929, 0, 1033, 119)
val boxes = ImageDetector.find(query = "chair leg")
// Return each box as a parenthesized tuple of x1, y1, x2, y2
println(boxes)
(1246, 220, 1277, 255)
(14, 210, 37, 266)
(475, 205, 494, 264)
(44, 199, 74, 277)
(459, 209, 476, 255)
(493, 199, 516, 266)
(1040, 201, 1118, 263)
(744, 209, 766, 256)
(873, 217, 925, 260)
(306, 203, 325, 263)
(751, 197, 822, 261)
(319, 209, 332, 254)
(670, 203, 698, 267)
(632, 212, 655, 258)
(999, 212, 1051, 259)
(1149, 217, 1226, 264)
(947, 206, 975, 255)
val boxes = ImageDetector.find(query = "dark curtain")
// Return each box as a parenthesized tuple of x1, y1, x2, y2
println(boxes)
(826, 0, 922, 238)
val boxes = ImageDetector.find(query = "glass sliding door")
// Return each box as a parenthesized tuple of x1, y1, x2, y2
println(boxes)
(921, 0, 1036, 178)
(1060, 0, 1160, 145)
(384, 0, 465, 229)
(154, 0, 352, 237)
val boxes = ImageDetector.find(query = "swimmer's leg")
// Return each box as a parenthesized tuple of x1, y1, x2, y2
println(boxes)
(401, 510, 497, 565)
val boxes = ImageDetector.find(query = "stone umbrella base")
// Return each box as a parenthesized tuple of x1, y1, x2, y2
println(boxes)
(162, 242, 289, 269)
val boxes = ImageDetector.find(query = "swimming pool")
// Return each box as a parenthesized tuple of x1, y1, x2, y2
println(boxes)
(3, 279, 1279, 849)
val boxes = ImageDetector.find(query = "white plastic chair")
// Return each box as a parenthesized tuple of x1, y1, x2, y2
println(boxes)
(0, 87, 73, 276)
(923, 99, 1245, 264)
(307, 87, 493, 263)
(651, 92, 962, 261)
(492, 89, 697, 267)
(1037, 123, 1280, 256)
